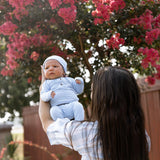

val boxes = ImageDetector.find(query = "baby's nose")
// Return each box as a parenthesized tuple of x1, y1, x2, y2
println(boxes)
(49, 66, 54, 70)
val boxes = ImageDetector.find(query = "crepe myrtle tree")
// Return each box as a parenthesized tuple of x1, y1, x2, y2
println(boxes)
(0, 0, 159, 117)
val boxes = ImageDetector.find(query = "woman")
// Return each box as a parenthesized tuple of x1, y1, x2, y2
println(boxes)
(39, 66, 150, 160)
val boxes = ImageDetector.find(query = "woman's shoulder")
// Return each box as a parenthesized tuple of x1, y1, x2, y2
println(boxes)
(47, 119, 98, 136)
(67, 120, 98, 134)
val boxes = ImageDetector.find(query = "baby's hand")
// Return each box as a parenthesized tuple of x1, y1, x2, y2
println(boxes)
(75, 79, 81, 84)
(51, 91, 55, 98)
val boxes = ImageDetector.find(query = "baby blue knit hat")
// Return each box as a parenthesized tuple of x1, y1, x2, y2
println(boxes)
(43, 55, 67, 73)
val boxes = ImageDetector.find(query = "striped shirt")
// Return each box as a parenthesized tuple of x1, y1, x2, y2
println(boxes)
(47, 118, 103, 160)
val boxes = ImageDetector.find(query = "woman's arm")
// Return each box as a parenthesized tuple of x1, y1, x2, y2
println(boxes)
(39, 99, 54, 133)
(39, 65, 54, 132)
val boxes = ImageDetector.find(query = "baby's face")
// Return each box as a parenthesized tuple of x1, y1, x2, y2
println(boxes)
(44, 59, 64, 79)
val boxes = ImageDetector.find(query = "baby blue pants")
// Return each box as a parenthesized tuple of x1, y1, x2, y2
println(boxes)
(50, 101, 84, 121)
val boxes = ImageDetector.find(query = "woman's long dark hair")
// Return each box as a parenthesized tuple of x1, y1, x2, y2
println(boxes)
(91, 66, 149, 160)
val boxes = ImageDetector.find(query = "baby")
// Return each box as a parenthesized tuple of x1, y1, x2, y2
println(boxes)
(40, 55, 84, 121)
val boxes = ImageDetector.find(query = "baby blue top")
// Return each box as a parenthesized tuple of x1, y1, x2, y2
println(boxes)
(40, 77, 84, 106)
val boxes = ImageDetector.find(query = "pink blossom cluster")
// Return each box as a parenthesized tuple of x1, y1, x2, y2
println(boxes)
(6, 0, 35, 20)
(3, 33, 30, 72)
(129, 10, 160, 30)
(145, 76, 156, 85)
(1, 66, 14, 76)
(1, 33, 48, 76)
(106, 33, 125, 49)
(58, 5, 77, 24)
(48, 0, 77, 24)
(133, 36, 142, 44)
(48, 0, 62, 10)
(92, 0, 126, 25)
(30, 34, 48, 47)
(128, 10, 160, 46)
(138, 47, 160, 84)
(129, 9, 160, 30)
(128, 9, 160, 84)
(128, 9, 153, 30)
(0, 21, 18, 35)
(152, 14, 160, 28)
(7, 0, 34, 8)
(145, 28, 160, 45)
(6, 33, 31, 62)
(109, 0, 126, 12)
(138, 47, 159, 69)
(138, 9, 153, 30)
(92, 3, 110, 25)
